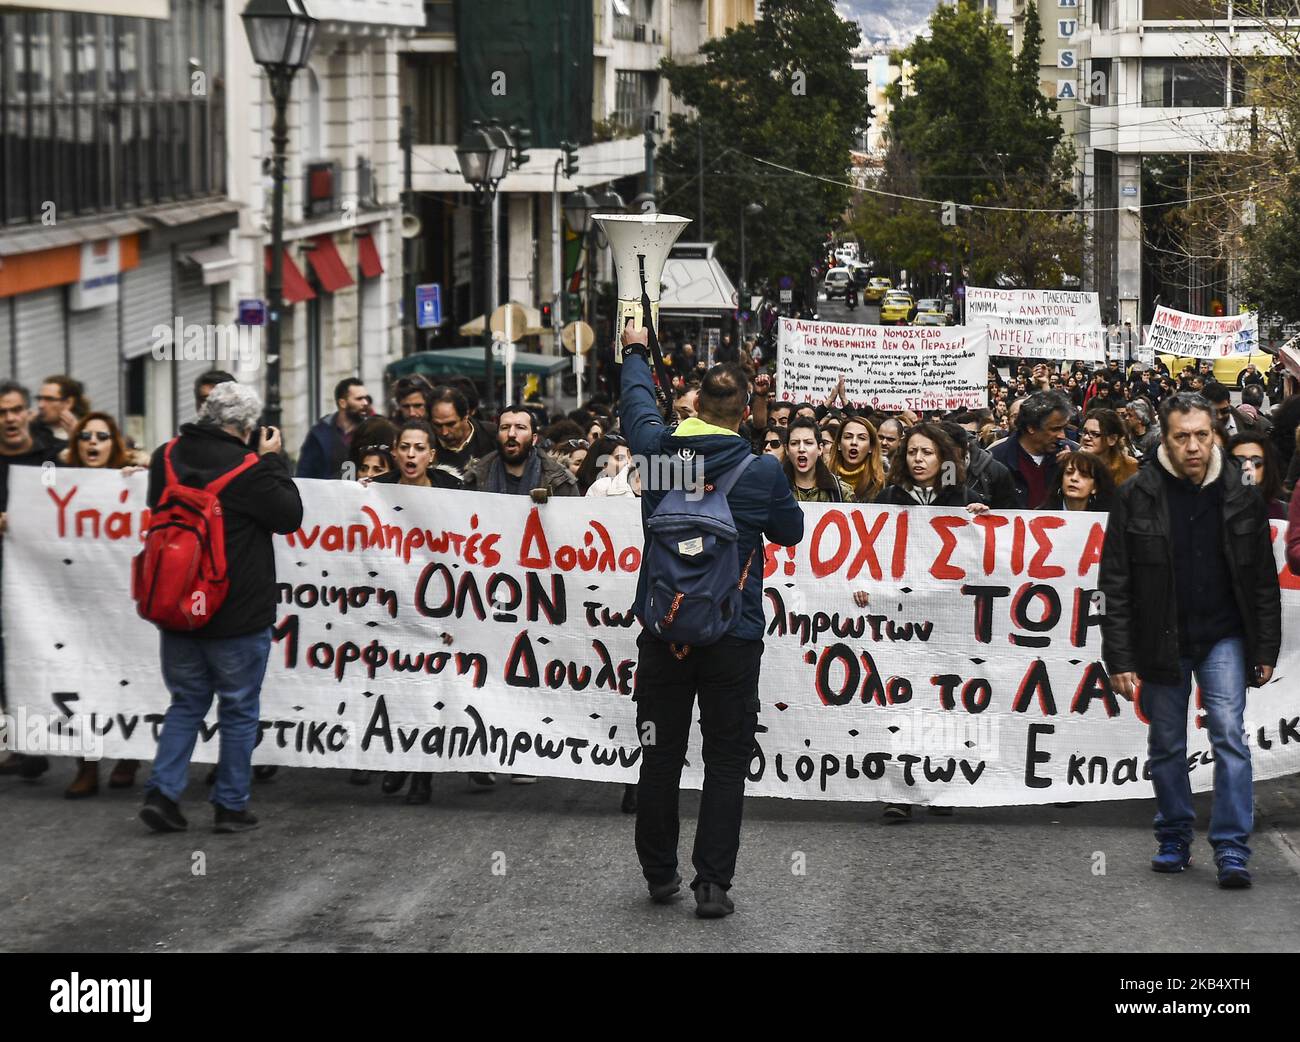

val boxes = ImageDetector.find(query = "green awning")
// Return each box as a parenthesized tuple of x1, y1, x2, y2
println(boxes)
(385, 347, 570, 382)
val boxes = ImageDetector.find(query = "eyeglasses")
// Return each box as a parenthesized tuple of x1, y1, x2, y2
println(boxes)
(565, 439, 590, 450)
(1234, 455, 1264, 467)
(764, 439, 782, 449)
(1080, 428, 1101, 440)
(78, 431, 111, 443)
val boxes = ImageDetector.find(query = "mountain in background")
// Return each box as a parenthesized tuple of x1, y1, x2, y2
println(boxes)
(837, 0, 939, 50)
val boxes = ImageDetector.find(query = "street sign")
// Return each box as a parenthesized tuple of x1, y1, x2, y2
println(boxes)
(780, 289, 793, 303)
(237, 299, 266, 326)
(490, 302, 528, 342)
(416, 283, 442, 329)
(561, 320, 594, 355)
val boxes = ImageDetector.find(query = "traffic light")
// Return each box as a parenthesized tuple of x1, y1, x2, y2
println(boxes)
(561, 140, 579, 179)
(510, 125, 532, 169)
(540, 302, 553, 328)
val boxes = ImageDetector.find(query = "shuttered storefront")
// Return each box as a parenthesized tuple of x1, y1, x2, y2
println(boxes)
(68, 303, 121, 419)
(174, 255, 213, 426)
(13, 288, 66, 392)
(0, 299, 12, 382)
(120, 248, 175, 362)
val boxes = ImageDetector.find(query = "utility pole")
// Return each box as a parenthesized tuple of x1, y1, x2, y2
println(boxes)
(697, 122, 705, 240)
(400, 104, 415, 356)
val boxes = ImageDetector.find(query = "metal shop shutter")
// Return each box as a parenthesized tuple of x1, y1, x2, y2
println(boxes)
(120, 248, 176, 362)
(174, 257, 213, 426)
(13, 288, 66, 391)
(68, 303, 122, 420)
(0, 299, 12, 381)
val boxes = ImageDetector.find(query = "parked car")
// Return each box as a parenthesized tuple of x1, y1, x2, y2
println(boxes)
(914, 298, 944, 317)
(1155, 350, 1275, 387)
(912, 311, 948, 327)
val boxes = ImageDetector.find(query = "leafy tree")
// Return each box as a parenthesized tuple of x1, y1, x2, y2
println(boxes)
(656, 0, 870, 291)
(1242, 170, 1300, 326)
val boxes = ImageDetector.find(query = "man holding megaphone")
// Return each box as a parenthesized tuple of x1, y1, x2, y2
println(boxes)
(619, 319, 804, 919)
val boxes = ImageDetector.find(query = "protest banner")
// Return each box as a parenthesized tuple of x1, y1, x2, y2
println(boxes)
(1146, 305, 1258, 359)
(7, 469, 1300, 807)
(985, 324, 1107, 363)
(966, 287, 1100, 329)
(776, 318, 988, 412)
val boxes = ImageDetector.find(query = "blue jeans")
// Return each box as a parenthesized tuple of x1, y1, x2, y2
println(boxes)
(1143, 635, 1252, 861)
(146, 628, 273, 811)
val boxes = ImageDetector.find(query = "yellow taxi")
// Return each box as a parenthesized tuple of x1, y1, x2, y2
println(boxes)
(1155, 351, 1273, 388)
(864, 277, 892, 303)
(879, 291, 914, 325)
(912, 311, 947, 328)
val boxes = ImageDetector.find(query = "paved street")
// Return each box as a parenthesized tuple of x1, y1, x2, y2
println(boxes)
(3, 766, 1298, 953)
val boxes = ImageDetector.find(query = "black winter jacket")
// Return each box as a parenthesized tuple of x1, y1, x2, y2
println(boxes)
(148, 423, 304, 639)
(873, 483, 981, 508)
(1098, 447, 1281, 687)
(965, 442, 1019, 509)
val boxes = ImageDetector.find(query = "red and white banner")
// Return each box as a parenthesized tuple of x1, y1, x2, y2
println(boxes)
(1147, 305, 1259, 359)
(6, 469, 1300, 805)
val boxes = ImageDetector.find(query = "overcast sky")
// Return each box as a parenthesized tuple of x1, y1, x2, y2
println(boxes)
(837, 0, 941, 49)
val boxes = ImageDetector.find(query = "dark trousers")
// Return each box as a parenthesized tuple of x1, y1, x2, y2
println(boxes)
(633, 630, 763, 891)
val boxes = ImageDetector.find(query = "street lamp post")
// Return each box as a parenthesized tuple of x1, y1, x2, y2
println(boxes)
(563, 189, 598, 405)
(455, 121, 510, 417)
(242, 0, 318, 432)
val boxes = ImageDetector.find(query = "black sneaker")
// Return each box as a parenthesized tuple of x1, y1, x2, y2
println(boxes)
(213, 805, 260, 833)
(648, 874, 681, 904)
(468, 773, 497, 789)
(621, 783, 638, 814)
(405, 773, 432, 804)
(694, 882, 735, 919)
(139, 789, 188, 833)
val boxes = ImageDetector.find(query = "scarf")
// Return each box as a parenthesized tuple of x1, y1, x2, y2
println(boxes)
(835, 457, 867, 489)
(905, 484, 938, 505)
(484, 449, 542, 495)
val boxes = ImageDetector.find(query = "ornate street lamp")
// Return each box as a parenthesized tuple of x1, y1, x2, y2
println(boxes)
(242, 0, 318, 431)
(456, 121, 512, 416)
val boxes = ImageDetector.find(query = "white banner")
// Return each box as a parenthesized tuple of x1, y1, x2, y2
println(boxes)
(966, 287, 1101, 329)
(6, 470, 1300, 806)
(985, 324, 1107, 362)
(777, 318, 988, 412)
(1147, 305, 1259, 359)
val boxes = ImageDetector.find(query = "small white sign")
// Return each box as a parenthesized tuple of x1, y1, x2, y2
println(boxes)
(70, 239, 122, 311)
(1057, 78, 1078, 100)
(1058, 49, 1076, 69)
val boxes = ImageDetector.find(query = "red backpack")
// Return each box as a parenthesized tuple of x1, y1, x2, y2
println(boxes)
(131, 439, 259, 631)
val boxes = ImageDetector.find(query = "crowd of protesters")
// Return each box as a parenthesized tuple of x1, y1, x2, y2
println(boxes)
(0, 339, 1297, 896)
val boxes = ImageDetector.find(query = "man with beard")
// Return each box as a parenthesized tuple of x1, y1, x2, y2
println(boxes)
(463, 406, 578, 498)
(0, 381, 63, 777)
(296, 378, 372, 479)
(428, 386, 497, 473)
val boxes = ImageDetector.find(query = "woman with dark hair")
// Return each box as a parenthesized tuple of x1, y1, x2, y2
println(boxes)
(348, 416, 398, 472)
(761, 424, 788, 466)
(575, 433, 627, 495)
(58, 412, 149, 797)
(1042, 450, 1116, 512)
(830, 416, 885, 502)
(57, 412, 142, 471)
(874, 423, 988, 510)
(1077, 407, 1138, 488)
(1227, 431, 1287, 519)
(382, 421, 464, 805)
(783, 418, 853, 502)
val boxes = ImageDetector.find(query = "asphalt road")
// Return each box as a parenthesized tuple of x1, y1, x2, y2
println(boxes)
(2, 763, 1298, 953)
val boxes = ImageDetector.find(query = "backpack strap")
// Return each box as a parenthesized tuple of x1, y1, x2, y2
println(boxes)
(204, 452, 260, 496)
(708, 452, 756, 499)
(161, 438, 181, 488)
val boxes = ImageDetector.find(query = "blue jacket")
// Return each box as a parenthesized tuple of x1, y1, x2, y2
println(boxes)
(620, 354, 803, 641)
(296, 412, 347, 480)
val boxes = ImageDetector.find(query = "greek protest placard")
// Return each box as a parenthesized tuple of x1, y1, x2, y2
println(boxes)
(7, 469, 1300, 806)
(966, 287, 1101, 329)
(1147, 305, 1259, 359)
(985, 324, 1107, 362)
(776, 317, 988, 412)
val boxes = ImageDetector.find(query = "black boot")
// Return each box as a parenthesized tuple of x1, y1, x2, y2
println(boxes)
(404, 773, 432, 805)
(621, 783, 638, 814)
(381, 772, 408, 795)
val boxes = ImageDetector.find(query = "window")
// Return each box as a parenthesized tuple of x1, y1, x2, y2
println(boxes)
(0, 3, 226, 226)
(1088, 57, 1112, 105)
(1142, 0, 1227, 17)
(613, 68, 657, 129)
(1141, 59, 1227, 107)
(402, 53, 458, 145)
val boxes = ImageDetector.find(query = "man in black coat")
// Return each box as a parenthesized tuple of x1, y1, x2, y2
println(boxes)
(1099, 392, 1281, 888)
(140, 382, 303, 835)
(988, 391, 1074, 509)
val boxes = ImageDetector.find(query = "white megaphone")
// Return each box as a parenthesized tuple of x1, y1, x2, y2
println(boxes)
(592, 212, 690, 363)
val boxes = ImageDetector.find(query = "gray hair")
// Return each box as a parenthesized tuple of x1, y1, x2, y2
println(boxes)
(1015, 390, 1070, 434)
(1128, 398, 1154, 425)
(201, 381, 262, 434)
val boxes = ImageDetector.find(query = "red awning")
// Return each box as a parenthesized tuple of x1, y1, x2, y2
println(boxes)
(356, 232, 384, 279)
(263, 247, 315, 305)
(305, 233, 355, 293)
